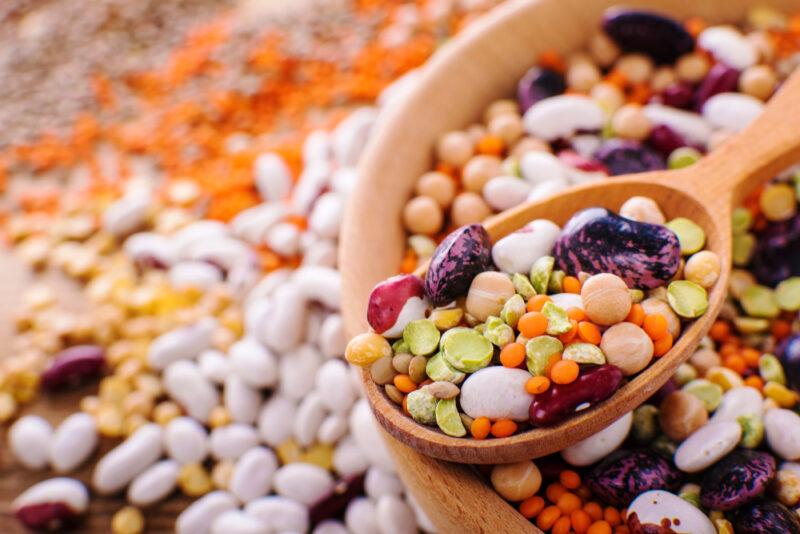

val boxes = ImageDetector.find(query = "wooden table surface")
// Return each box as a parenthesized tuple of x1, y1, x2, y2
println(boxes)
(0, 250, 192, 533)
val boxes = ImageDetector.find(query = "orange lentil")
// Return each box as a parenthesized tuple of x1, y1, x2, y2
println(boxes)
(546, 482, 567, 503)
(526, 376, 551, 395)
(470, 416, 491, 440)
(399, 250, 418, 274)
(536, 506, 563, 531)
(653, 333, 673, 357)
(538, 49, 566, 73)
(684, 16, 706, 37)
(544, 353, 562, 377)
(772, 319, 792, 340)
(476, 135, 504, 156)
(556, 492, 582, 514)
(625, 304, 645, 326)
(527, 295, 552, 312)
(559, 470, 581, 490)
(720, 342, 740, 357)
(577, 321, 602, 345)
(615, 527, 630, 534)
(563, 276, 582, 294)
(605, 69, 629, 89)
(587, 520, 613, 534)
(402, 395, 410, 416)
(643, 314, 669, 341)
(519, 496, 546, 519)
(744, 375, 764, 390)
(627, 83, 652, 104)
(558, 319, 579, 344)
(393, 374, 417, 394)
(604, 507, 622, 526)
(568, 307, 587, 322)
(709, 320, 730, 341)
(490, 419, 518, 438)
(551, 359, 579, 385)
(571, 510, 593, 534)
(552, 516, 572, 534)
(723, 354, 748, 375)
(518, 312, 549, 338)
(583, 502, 603, 521)
(741, 347, 762, 368)
(500, 342, 526, 368)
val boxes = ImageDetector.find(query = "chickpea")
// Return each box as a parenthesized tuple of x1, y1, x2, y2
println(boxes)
(651, 66, 677, 92)
(484, 99, 519, 123)
(451, 192, 492, 227)
(436, 130, 474, 167)
(415, 172, 456, 208)
(739, 64, 777, 101)
(611, 104, 652, 141)
(566, 61, 601, 93)
(684, 251, 721, 288)
(581, 273, 632, 325)
(590, 82, 625, 114)
(589, 32, 620, 67)
(659, 391, 707, 441)
(402, 196, 443, 236)
(461, 155, 502, 193)
(510, 137, 551, 158)
(619, 196, 666, 225)
(675, 52, 710, 83)
(615, 53, 653, 84)
(488, 113, 523, 146)
(600, 322, 654, 376)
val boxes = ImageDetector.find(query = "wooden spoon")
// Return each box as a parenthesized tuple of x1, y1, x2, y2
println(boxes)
(352, 68, 800, 464)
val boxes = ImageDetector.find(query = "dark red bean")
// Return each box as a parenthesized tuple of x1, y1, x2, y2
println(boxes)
(529, 365, 624, 426)
(646, 124, 688, 157)
(16, 502, 82, 532)
(41, 345, 105, 390)
(557, 150, 608, 174)
(659, 83, 694, 109)
(309, 474, 365, 526)
(646, 376, 678, 405)
(694, 63, 739, 110)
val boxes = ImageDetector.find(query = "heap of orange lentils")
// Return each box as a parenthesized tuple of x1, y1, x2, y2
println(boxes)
(2, 0, 500, 225)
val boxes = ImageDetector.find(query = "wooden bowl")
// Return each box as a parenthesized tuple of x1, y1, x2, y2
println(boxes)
(340, 0, 800, 531)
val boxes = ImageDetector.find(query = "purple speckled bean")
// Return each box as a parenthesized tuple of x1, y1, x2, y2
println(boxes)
(529, 365, 623, 426)
(41, 345, 105, 390)
(700, 450, 776, 511)
(602, 9, 694, 63)
(694, 63, 740, 110)
(517, 67, 566, 113)
(554, 208, 681, 289)
(731, 500, 800, 533)
(593, 140, 665, 176)
(309, 474, 365, 526)
(424, 224, 492, 306)
(586, 449, 682, 507)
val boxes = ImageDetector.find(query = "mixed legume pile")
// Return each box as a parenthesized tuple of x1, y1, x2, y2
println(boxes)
(0, 1, 506, 532)
(398, 5, 800, 274)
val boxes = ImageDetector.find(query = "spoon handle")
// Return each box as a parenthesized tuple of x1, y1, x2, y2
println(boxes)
(683, 67, 800, 209)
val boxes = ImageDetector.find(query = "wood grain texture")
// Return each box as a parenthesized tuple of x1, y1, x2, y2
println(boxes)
(340, 0, 800, 530)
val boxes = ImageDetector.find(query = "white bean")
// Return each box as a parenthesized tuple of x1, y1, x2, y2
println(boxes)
(698, 26, 758, 70)
(264, 222, 301, 257)
(229, 338, 278, 389)
(127, 459, 179, 506)
(210, 424, 259, 461)
(318, 414, 348, 445)
(273, 463, 334, 505)
(294, 392, 328, 447)
(245, 269, 292, 308)
(314, 520, 349, 534)
(124, 232, 177, 268)
(176, 491, 238, 534)
(291, 162, 331, 216)
(279, 344, 323, 400)
(365, 468, 404, 499)
(9, 415, 53, 470)
(230, 203, 288, 245)
(303, 130, 332, 165)
(309, 192, 344, 239)
(245, 496, 309, 533)
(316, 360, 357, 413)
(164, 360, 219, 423)
(12, 477, 89, 521)
(102, 193, 150, 236)
(254, 152, 292, 202)
(333, 437, 370, 477)
(224, 375, 262, 424)
(333, 107, 377, 167)
(93, 424, 162, 494)
(164, 417, 209, 465)
(350, 400, 396, 473)
(198, 349, 232, 384)
(187, 237, 257, 273)
(257, 395, 297, 447)
(302, 238, 338, 268)
(211, 509, 269, 534)
(259, 283, 307, 352)
(292, 266, 341, 309)
(561, 412, 632, 467)
(229, 447, 278, 503)
(169, 261, 223, 290)
(148, 318, 216, 370)
(319, 314, 347, 359)
(482, 176, 532, 211)
(376, 495, 417, 534)
(49, 413, 97, 473)
(765, 409, 800, 460)
(522, 95, 604, 140)
(702, 92, 764, 132)
(172, 221, 230, 259)
(519, 152, 568, 187)
(330, 167, 359, 198)
(643, 104, 712, 145)
(345, 497, 381, 534)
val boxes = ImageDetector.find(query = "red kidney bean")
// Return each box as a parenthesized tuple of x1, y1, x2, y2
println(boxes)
(16, 502, 82, 531)
(309, 473, 365, 526)
(41, 345, 105, 390)
(529, 365, 624, 426)
(646, 124, 688, 157)
(694, 63, 739, 110)
(659, 83, 694, 109)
